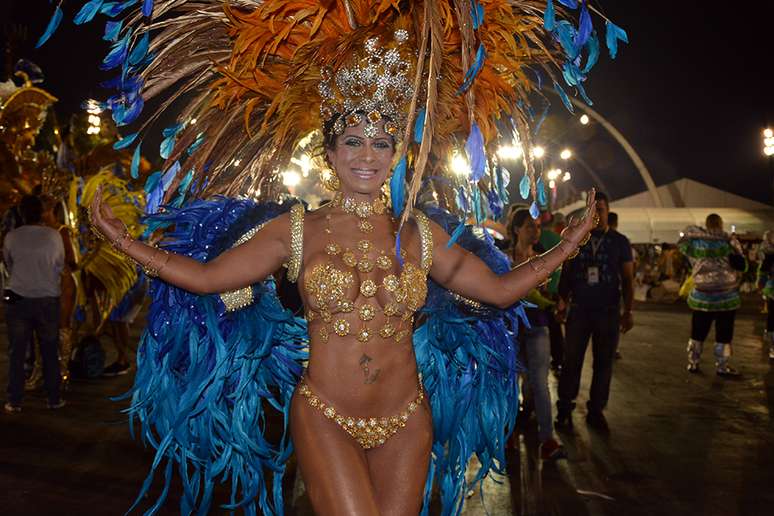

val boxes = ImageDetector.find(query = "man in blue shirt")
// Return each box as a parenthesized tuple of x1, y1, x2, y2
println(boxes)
(555, 192, 634, 431)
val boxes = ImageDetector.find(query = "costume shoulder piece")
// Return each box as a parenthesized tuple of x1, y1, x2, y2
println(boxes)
(122, 197, 308, 515)
(678, 226, 734, 259)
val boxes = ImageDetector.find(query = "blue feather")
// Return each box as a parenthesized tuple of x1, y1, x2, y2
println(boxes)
(100, 33, 131, 71)
(159, 134, 176, 160)
(36, 6, 63, 48)
(529, 201, 540, 219)
(186, 132, 205, 156)
(496, 165, 510, 203)
(162, 161, 181, 192)
(414, 108, 426, 144)
(390, 155, 407, 218)
(177, 169, 194, 196)
(143, 0, 154, 17)
(456, 186, 470, 212)
(556, 20, 580, 60)
(130, 143, 142, 179)
(103, 20, 123, 42)
(162, 123, 184, 138)
(113, 132, 139, 150)
(471, 1, 485, 30)
(577, 81, 593, 105)
(144, 171, 162, 194)
(395, 231, 405, 267)
(446, 221, 467, 248)
(537, 177, 547, 206)
(553, 81, 574, 112)
(100, 0, 136, 17)
(472, 187, 485, 224)
(129, 32, 150, 66)
(544, 0, 555, 31)
(582, 33, 600, 73)
(464, 123, 486, 181)
(74, 0, 104, 25)
(486, 190, 503, 220)
(457, 44, 486, 94)
(574, 2, 592, 48)
(557, 0, 578, 7)
(519, 174, 530, 200)
(605, 21, 629, 59)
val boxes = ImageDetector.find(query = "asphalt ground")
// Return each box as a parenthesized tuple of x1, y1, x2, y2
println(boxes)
(1, 298, 772, 515)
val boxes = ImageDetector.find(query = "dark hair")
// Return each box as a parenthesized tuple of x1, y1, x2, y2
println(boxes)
(706, 213, 722, 229)
(594, 191, 609, 204)
(507, 207, 532, 246)
(19, 195, 43, 224)
(608, 211, 618, 227)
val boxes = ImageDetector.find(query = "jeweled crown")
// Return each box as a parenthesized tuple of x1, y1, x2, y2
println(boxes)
(318, 29, 415, 139)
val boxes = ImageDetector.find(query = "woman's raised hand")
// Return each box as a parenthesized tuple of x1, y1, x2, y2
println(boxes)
(89, 185, 128, 244)
(561, 188, 598, 247)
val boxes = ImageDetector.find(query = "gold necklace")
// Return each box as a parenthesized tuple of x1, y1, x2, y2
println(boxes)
(330, 192, 387, 233)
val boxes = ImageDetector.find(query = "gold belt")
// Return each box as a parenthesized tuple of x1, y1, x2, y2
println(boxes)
(298, 378, 424, 449)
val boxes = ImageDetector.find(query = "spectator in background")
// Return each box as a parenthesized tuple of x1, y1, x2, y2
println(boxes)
(608, 211, 618, 231)
(555, 191, 634, 431)
(758, 230, 774, 359)
(539, 212, 565, 373)
(679, 215, 746, 376)
(3, 195, 65, 413)
(508, 208, 565, 460)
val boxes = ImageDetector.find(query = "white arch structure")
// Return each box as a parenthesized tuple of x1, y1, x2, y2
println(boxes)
(552, 93, 663, 208)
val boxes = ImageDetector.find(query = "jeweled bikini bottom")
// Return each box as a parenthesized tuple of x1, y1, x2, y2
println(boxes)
(297, 378, 424, 449)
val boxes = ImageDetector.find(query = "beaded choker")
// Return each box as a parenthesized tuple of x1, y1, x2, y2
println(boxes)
(330, 192, 387, 233)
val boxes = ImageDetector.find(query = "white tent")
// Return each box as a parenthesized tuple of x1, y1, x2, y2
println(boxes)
(558, 179, 774, 243)
(604, 207, 774, 244)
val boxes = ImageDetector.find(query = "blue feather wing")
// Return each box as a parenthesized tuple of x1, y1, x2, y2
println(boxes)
(124, 197, 308, 515)
(416, 205, 524, 516)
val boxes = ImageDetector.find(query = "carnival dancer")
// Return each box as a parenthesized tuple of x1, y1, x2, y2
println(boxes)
(679, 214, 747, 375)
(757, 230, 774, 359)
(45, 0, 626, 513)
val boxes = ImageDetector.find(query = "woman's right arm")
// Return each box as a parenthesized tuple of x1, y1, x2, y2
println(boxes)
(90, 187, 291, 294)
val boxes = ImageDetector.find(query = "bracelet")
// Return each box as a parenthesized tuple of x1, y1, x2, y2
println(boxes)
(142, 246, 170, 278)
(112, 229, 134, 253)
(557, 239, 578, 260)
(528, 255, 547, 274)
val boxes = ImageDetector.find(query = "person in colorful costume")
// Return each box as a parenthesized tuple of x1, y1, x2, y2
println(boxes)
(678, 214, 747, 376)
(43, 0, 626, 513)
(757, 230, 774, 359)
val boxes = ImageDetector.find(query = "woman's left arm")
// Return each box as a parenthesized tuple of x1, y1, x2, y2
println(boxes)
(428, 192, 597, 309)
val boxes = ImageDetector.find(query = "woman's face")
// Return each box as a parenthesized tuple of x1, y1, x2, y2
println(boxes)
(516, 216, 541, 246)
(326, 119, 395, 198)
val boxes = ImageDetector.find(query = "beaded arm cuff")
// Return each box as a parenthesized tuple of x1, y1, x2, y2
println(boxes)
(414, 210, 433, 273)
(285, 203, 305, 283)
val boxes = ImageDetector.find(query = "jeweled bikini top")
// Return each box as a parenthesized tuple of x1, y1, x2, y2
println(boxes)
(286, 196, 433, 344)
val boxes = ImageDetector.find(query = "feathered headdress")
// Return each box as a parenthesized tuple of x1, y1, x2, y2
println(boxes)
(40, 0, 626, 229)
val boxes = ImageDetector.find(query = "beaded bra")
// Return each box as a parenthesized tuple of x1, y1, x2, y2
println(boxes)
(286, 196, 432, 347)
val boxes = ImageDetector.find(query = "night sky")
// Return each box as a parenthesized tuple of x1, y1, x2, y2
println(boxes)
(3, 0, 773, 204)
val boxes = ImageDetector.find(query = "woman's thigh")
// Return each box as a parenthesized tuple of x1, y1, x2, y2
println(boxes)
(290, 391, 380, 516)
(365, 398, 433, 516)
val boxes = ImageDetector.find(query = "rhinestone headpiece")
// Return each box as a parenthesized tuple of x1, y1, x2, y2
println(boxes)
(318, 29, 414, 139)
